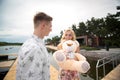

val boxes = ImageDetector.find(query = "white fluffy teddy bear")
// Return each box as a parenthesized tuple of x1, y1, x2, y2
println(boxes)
(53, 40, 90, 73)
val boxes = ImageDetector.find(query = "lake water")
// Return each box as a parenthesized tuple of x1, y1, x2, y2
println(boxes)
(0, 46, 21, 54)
(0, 46, 114, 80)
(0, 46, 21, 60)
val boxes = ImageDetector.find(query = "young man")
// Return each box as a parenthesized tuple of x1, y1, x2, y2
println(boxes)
(16, 12, 53, 80)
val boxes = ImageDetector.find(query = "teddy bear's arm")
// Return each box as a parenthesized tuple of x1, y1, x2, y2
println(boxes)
(53, 50, 90, 73)
(58, 60, 90, 73)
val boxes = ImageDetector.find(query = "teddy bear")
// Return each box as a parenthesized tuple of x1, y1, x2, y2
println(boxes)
(53, 40, 90, 73)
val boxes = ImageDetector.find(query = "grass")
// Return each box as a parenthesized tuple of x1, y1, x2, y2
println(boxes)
(81, 46, 100, 51)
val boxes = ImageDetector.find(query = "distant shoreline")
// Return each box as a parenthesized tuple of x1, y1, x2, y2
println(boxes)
(0, 42, 23, 46)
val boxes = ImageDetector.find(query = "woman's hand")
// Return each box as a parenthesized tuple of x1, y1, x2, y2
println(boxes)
(57, 40, 66, 50)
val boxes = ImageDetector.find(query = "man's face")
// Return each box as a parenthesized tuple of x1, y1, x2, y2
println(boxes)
(43, 21, 52, 36)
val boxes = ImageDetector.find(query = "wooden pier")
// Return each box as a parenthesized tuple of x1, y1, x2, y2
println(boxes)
(2, 46, 58, 80)
(0, 60, 14, 68)
(4, 59, 18, 80)
(2, 46, 120, 80)
(102, 64, 120, 80)
(3, 59, 58, 80)
(0, 54, 17, 60)
(0, 54, 17, 56)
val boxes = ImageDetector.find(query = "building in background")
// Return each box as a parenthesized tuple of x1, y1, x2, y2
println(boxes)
(77, 35, 99, 47)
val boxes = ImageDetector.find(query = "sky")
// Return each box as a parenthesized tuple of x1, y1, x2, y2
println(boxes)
(0, 0, 119, 42)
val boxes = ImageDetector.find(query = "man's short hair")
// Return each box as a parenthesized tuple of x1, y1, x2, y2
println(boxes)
(33, 12, 52, 28)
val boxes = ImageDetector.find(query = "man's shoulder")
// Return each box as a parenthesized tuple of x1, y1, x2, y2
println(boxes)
(21, 38, 39, 49)
(18, 38, 40, 55)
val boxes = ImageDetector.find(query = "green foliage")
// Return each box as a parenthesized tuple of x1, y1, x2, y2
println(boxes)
(60, 31, 63, 38)
(0, 42, 23, 46)
(71, 13, 120, 47)
(81, 46, 100, 51)
(45, 36, 60, 46)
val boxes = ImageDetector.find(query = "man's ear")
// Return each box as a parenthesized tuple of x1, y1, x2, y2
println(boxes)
(41, 23, 46, 29)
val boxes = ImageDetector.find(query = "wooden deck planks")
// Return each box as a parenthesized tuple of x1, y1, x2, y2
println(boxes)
(50, 65, 59, 80)
(102, 64, 120, 80)
(4, 59, 17, 80)
(4, 59, 58, 80)
(0, 60, 14, 68)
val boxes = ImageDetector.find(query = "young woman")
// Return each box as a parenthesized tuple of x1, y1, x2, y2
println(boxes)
(57, 29, 80, 80)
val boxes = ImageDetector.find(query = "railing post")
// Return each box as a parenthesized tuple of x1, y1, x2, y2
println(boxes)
(103, 60, 106, 77)
(96, 60, 100, 80)
(96, 66, 98, 80)
(112, 56, 115, 68)
(115, 56, 117, 66)
(96, 53, 120, 80)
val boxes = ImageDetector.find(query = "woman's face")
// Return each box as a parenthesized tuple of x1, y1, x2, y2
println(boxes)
(64, 31, 73, 40)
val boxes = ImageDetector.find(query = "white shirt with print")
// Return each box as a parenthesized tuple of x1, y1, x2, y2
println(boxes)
(16, 35, 50, 80)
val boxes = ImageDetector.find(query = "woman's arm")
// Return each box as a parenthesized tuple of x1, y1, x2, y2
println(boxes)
(57, 40, 66, 50)
(75, 40, 80, 53)
(75, 46, 80, 53)
(57, 43, 62, 50)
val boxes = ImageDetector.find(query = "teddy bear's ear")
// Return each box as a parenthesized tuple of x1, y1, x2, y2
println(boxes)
(53, 50, 66, 62)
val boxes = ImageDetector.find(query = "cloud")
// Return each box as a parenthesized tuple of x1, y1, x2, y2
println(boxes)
(0, 0, 119, 42)
(0, 35, 30, 43)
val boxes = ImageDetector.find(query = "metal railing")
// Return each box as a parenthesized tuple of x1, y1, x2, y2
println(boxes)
(96, 53, 120, 80)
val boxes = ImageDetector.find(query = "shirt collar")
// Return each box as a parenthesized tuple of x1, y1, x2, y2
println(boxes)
(32, 34, 44, 43)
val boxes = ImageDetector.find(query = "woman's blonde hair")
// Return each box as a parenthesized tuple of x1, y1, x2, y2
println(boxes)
(61, 29, 76, 41)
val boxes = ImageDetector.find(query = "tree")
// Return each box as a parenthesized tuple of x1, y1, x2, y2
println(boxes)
(51, 36, 60, 46)
(77, 22, 87, 36)
(71, 13, 120, 47)
(86, 17, 108, 37)
(45, 38, 52, 45)
(46, 9, 120, 47)
(45, 36, 60, 46)
(105, 13, 120, 46)
(60, 30, 63, 38)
